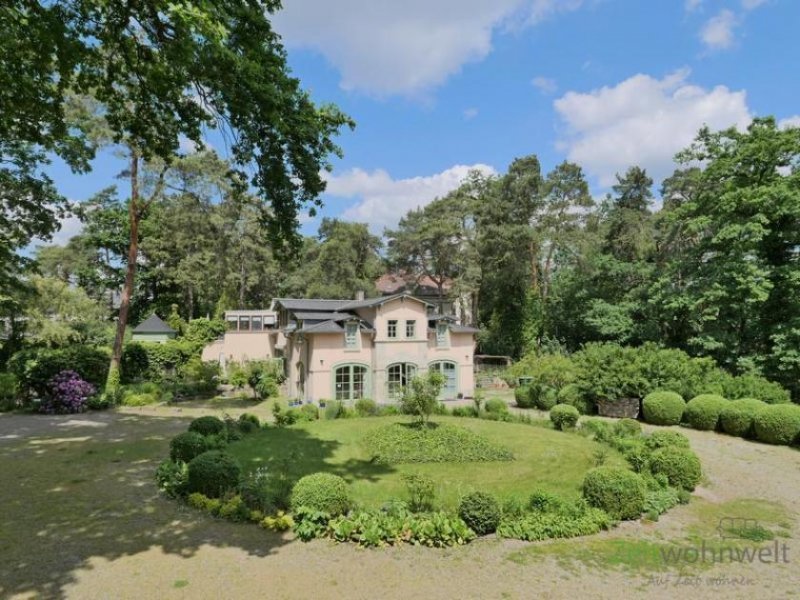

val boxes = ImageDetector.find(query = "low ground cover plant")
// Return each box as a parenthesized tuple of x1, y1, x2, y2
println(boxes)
(362, 422, 514, 464)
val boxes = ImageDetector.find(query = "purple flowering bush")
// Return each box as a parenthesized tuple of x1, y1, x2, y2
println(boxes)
(41, 370, 96, 414)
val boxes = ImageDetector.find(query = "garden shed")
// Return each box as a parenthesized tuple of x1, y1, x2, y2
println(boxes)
(131, 314, 176, 344)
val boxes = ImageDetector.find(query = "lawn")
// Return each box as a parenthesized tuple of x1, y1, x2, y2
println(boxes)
(226, 415, 625, 509)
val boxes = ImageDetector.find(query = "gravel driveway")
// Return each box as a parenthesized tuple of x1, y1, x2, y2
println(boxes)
(0, 408, 798, 600)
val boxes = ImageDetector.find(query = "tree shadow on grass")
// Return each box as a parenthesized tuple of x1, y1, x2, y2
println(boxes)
(0, 411, 336, 600)
(229, 425, 396, 486)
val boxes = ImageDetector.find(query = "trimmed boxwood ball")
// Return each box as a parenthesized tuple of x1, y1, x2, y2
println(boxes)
(649, 447, 702, 491)
(189, 415, 225, 436)
(719, 398, 767, 438)
(753, 404, 800, 445)
(514, 386, 534, 408)
(170, 431, 209, 463)
(683, 394, 728, 431)
(533, 385, 558, 411)
(187, 451, 241, 498)
(644, 430, 691, 451)
(642, 391, 685, 426)
(582, 467, 646, 520)
(550, 404, 580, 430)
(484, 398, 508, 414)
(458, 491, 501, 535)
(291, 473, 352, 516)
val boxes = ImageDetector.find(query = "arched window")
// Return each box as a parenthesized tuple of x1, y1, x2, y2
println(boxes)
(334, 364, 367, 401)
(429, 361, 457, 398)
(387, 362, 417, 398)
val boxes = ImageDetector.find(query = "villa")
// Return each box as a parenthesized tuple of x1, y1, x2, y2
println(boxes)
(201, 293, 479, 403)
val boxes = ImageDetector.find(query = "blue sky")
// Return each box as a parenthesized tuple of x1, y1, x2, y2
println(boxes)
(44, 0, 800, 243)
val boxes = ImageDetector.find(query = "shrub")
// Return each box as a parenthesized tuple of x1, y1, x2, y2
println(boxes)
(582, 467, 646, 520)
(622, 443, 650, 473)
(528, 490, 565, 513)
(179, 357, 219, 394)
(719, 398, 768, 438)
(324, 400, 344, 420)
(187, 492, 222, 515)
(170, 431, 209, 462)
(484, 398, 508, 414)
(254, 374, 279, 400)
(272, 402, 297, 426)
(155, 459, 189, 498)
(579, 418, 614, 443)
(531, 384, 558, 410)
(188, 415, 225, 436)
(649, 447, 702, 491)
(614, 418, 641, 437)
(260, 511, 294, 532)
(0, 372, 18, 410)
(354, 398, 378, 417)
(644, 430, 691, 450)
(642, 391, 685, 426)
(550, 404, 580, 430)
(299, 403, 319, 421)
(240, 466, 293, 513)
(377, 404, 400, 416)
(557, 384, 591, 414)
(40, 370, 96, 414)
(291, 473, 351, 516)
(451, 406, 477, 418)
(684, 394, 728, 431)
(228, 367, 247, 390)
(9, 345, 109, 397)
(218, 495, 251, 522)
(326, 508, 475, 547)
(238, 412, 260, 433)
(120, 343, 150, 383)
(753, 404, 800, 445)
(458, 492, 501, 535)
(497, 501, 612, 541)
(723, 374, 790, 405)
(186, 451, 241, 498)
(514, 386, 533, 408)
(121, 392, 159, 406)
(399, 372, 446, 425)
(404, 474, 436, 512)
(643, 487, 681, 520)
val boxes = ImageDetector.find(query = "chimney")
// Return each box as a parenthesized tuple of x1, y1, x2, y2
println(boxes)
(355, 290, 365, 301)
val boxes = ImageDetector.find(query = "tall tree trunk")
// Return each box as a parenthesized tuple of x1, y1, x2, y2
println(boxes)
(108, 150, 140, 387)
(187, 285, 194, 320)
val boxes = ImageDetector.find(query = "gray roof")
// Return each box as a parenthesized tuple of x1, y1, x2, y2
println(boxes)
(339, 293, 433, 311)
(294, 311, 355, 322)
(451, 324, 481, 334)
(296, 320, 344, 334)
(273, 298, 352, 311)
(133, 314, 175, 334)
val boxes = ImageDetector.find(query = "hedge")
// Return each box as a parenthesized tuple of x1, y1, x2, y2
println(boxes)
(683, 394, 728, 431)
(188, 416, 225, 436)
(582, 467, 646, 520)
(642, 391, 685, 426)
(719, 398, 768, 438)
(644, 430, 691, 451)
(8, 346, 109, 396)
(753, 404, 800, 445)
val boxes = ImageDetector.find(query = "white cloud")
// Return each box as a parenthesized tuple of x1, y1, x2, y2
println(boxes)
(741, 0, 768, 10)
(532, 76, 558, 94)
(779, 115, 800, 130)
(463, 107, 479, 120)
(178, 135, 198, 154)
(701, 9, 737, 50)
(329, 164, 496, 231)
(28, 213, 84, 251)
(685, 0, 703, 11)
(554, 69, 752, 186)
(273, 1, 585, 96)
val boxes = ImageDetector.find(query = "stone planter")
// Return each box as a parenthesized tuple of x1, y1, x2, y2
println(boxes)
(596, 397, 640, 419)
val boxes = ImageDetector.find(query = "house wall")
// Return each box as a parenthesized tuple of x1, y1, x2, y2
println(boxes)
(132, 333, 174, 344)
(304, 331, 373, 401)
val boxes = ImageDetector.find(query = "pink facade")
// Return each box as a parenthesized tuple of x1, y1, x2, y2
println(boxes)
(203, 294, 478, 403)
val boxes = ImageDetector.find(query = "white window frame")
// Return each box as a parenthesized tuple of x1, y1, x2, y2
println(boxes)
(387, 319, 398, 339)
(406, 320, 416, 339)
(436, 322, 448, 347)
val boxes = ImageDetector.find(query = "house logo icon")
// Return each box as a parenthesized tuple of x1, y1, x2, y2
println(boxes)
(717, 517, 761, 539)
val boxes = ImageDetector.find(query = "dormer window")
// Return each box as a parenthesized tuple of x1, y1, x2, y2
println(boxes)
(345, 322, 358, 349)
(436, 322, 448, 347)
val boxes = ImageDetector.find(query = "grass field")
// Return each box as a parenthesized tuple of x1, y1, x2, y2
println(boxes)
(226, 415, 625, 509)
